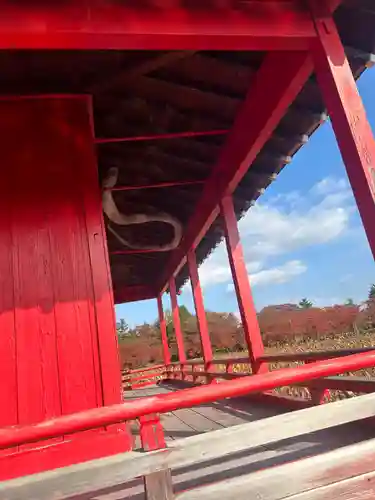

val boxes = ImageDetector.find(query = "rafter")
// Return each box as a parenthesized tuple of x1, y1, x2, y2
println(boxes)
(158, 51, 313, 292)
(0, 2, 316, 51)
(89, 51, 195, 94)
(114, 285, 156, 304)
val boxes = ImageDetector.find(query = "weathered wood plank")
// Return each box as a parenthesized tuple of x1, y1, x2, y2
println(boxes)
(188, 405, 248, 427)
(161, 412, 197, 440)
(177, 437, 375, 500)
(0, 449, 171, 500)
(2, 392, 375, 499)
(163, 391, 375, 468)
(287, 471, 375, 499)
(172, 408, 223, 433)
(144, 469, 174, 500)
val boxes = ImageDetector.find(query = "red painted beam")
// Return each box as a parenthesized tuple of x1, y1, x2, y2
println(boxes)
(169, 278, 186, 363)
(106, 180, 205, 193)
(187, 251, 213, 363)
(2, 349, 375, 449)
(157, 294, 171, 365)
(221, 195, 265, 373)
(159, 51, 313, 292)
(310, 1, 375, 260)
(0, 2, 316, 51)
(95, 129, 228, 144)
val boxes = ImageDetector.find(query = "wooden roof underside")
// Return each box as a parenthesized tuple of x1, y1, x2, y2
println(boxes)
(0, 0, 373, 303)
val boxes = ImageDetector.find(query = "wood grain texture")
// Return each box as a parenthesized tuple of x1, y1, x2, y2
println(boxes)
(144, 470, 174, 500)
(2, 391, 375, 498)
(177, 437, 375, 500)
(0, 145, 18, 456)
(287, 471, 375, 499)
(0, 96, 128, 478)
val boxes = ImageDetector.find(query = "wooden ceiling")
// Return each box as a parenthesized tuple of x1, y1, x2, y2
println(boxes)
(0, 1, 373, 302)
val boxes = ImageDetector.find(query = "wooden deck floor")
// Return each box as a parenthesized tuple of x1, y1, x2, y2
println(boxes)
(97, 382, 374, 500)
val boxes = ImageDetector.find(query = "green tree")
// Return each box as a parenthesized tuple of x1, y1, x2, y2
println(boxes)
(154, 306, 193, 346)
(116, 318, 129, 334)
(299, 298, 313, 309)
(116, 318, 132, 340)
(178, 305, 193, 325)
(153, 309, 174, 345)
(345, 298, 355, 306)
(369, 284, 375, 300)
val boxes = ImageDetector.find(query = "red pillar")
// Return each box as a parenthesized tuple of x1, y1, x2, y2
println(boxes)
(157, 294, 171, 365)
(0, 96, 130, 480)
(221, 195, 265, 374)
(169, 278, 186, 363)
(187, 250, 213, 363)
(310, 0, 375, 259)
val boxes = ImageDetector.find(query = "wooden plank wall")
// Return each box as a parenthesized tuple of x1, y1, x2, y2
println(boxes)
(0, 96, 129, 478)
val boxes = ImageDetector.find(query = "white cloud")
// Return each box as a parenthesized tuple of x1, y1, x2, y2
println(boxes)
(310, 176, 348, 196)
(184, 243, 262, 291)
(238, 187, 352, 262)
(227, 260, 307, 291)
(182, 176, 354, 294)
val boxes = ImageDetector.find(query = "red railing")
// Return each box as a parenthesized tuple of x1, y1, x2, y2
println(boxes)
(166, 357, 251, 383)
(122, 364, 167, 390)
(2, 349, 375, 450)
(258, 347, 375, 363)
(165, 348, 375, 403)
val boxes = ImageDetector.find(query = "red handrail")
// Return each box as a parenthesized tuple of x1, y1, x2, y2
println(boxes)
(258, 347, 375, 363)
(123, 364, 166, 375)
(1, 350, 375, 450)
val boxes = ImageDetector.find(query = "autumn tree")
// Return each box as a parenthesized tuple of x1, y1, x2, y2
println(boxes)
(369, 284, 375, 300)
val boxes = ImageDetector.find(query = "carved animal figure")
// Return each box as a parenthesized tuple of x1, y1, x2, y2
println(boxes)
(102, 167, 182, 251)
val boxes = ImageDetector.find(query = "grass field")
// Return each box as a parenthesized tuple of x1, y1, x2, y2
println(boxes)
(126, 329, 375, 400)
(209, 329, 375, 400)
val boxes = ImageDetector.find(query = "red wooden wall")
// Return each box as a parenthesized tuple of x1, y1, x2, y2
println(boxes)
(0, 96, 131, 479)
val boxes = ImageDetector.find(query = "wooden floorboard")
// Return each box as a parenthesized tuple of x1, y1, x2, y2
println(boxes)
(29, 382, 374, 499)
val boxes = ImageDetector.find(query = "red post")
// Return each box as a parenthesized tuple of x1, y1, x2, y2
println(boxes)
(169, 278, 186, 363)
(139, 414, 166, 452)
(221, 195, 265, 374)
(310, 0, 375, 259)
(187, 250, 213, 364)
(157, 294, 171, 366)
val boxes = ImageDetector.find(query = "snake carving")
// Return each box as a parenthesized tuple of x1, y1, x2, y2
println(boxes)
(102, 167, 182, 251)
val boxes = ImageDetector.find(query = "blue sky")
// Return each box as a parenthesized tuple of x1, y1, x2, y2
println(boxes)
(116, 67, 375, 327)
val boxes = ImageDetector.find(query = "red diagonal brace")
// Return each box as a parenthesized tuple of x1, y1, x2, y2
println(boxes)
(159, 51, 313, 292)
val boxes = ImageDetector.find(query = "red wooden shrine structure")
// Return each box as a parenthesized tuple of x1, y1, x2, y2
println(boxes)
(1, 1, 375, 498)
